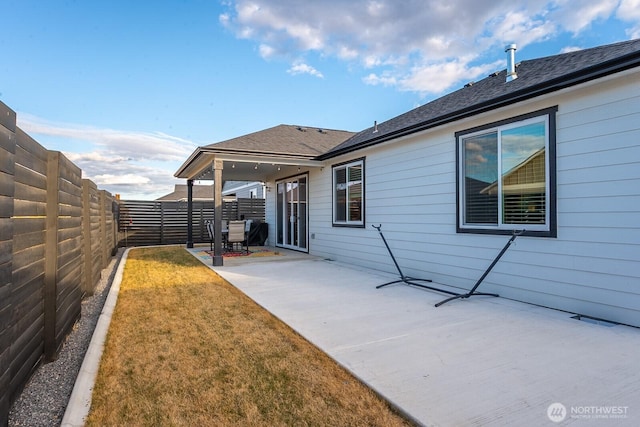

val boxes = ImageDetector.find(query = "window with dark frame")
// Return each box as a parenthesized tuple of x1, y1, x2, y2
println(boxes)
(457, 107, 557, 236)
(333, 158, 364, 226)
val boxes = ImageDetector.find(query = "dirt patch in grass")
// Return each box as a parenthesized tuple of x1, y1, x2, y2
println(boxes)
(87, 246, 413, 426)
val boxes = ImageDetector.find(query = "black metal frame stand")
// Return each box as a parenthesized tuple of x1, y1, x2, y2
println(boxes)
(434, 230, 524, 307)
(372, 225, 459, 296)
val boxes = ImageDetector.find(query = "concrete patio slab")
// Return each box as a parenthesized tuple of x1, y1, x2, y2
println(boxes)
(188, 247, 640, 426)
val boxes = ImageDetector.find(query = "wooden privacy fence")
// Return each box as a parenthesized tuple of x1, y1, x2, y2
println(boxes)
(0, 102, 117, 426)
(117, 198, 266, 247)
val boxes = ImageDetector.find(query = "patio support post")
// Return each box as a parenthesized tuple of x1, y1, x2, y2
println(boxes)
(212, 159, 223, 266)
(186, 179, 194, 248)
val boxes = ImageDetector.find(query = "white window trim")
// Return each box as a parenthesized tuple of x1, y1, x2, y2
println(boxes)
(458, 113, 553, 234)
(332, 158, 364, 227)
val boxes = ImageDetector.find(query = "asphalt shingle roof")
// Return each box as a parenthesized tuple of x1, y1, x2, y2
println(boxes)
(205, 124, 355, 157)
(155, 184, 214, 201)
(320, 38, 640, 159)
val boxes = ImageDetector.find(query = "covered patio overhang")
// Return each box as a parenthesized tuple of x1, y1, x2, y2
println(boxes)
(174, 146, 324, 266)
(176, 147, 324, 182)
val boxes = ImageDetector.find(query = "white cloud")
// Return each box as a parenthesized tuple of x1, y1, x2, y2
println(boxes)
(287, 61, 324, 78)
(72, 154, 184, 200)
(259, 43, 276, 59)
(93, 173, 150, 185)
(559, 46, 583, 54)
(617, 0, 640, 38)
(337, 44, 358, 60)
(551, 0, 619, 35)
(221, 0, 637, 95)
(19, 114, 196, 161)
(397, 59, 502, 94)
(66, 152, 128, 163)
(219, 12, 230, 26)
(362, 72, 397, 87)
(17, 114, 196, 200)
(487, 10, 556, 47)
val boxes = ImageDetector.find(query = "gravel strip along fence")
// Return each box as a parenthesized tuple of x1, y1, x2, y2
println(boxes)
(8, 249, 125, 427)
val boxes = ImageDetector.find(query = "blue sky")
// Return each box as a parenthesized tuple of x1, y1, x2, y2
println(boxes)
(2, 0, 639, 199)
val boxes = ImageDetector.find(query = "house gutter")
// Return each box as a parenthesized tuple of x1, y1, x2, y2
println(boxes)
(317, 52, 640, 160)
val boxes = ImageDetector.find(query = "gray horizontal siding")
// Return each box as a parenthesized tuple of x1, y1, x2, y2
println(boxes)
(301, 70, 640, 327)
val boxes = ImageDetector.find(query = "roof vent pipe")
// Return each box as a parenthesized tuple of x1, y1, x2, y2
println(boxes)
(373, 121, 378, 133)
(505, 44, 517, 82)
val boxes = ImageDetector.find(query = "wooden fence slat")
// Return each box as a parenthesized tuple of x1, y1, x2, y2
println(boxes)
(11, 230, 45, 253)
(0, 102, 16, 133)
(13, 181, 46, 203)
(15, 130, 48, 173)
(13, 165, 47, 191)
(14, 147, 47, 177)
(2, 107, 120, 426)
(0, 114, 114, 426)
(12, 199, 46, 217)
(117, 199, 264, 247)
(0, 102, 16, 427)
(0, 127, 15, 154)
(0, 172, 13, 197)
(10, 264, 44, 299)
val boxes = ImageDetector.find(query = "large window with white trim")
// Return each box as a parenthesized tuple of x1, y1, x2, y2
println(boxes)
(333, 158, 364, 226)
(457, 107, 556, 236)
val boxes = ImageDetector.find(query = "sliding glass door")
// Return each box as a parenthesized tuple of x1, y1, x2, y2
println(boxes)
(276, 174, 308, 251)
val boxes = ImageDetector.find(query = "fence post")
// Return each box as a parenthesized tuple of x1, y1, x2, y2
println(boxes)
(44, 151, 60, 362)
(81, 180, 91, 295)
(112, 199, 118, 254)
(100, 190, 108, 268)
(159, 202, 163, 245)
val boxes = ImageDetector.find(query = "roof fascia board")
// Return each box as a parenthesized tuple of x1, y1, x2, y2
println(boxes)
(174, 149, 205, 178)
(175, 151, 212, 179)
(203, 146, 321, 159)
(318, 53, 640, 160)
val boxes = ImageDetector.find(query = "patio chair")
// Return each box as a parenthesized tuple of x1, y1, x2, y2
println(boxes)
(206, 220, 214, 251)
(227, 220, 248, 253)
(244, 219, 253, 246)
(221, 219, 229, 248)
(206, 220, 229, 251)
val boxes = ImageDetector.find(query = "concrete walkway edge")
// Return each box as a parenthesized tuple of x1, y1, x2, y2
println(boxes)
(61, 248, 130, 427)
